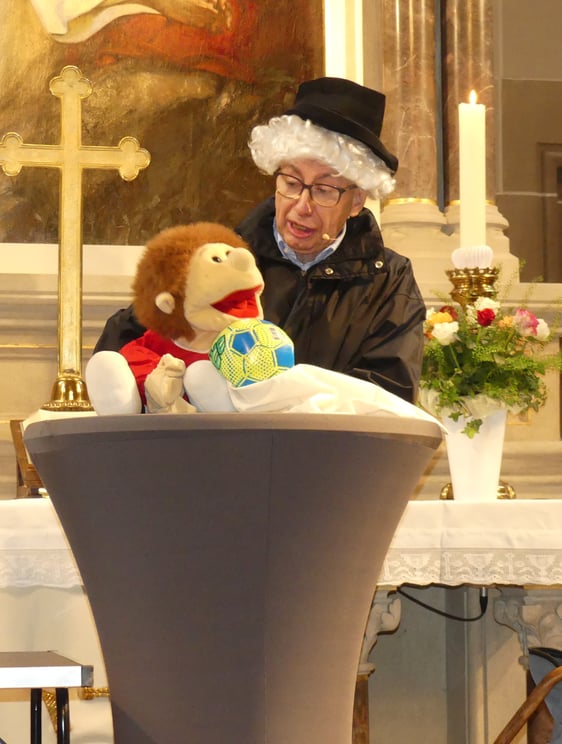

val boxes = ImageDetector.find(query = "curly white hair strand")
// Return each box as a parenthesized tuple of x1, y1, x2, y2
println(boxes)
(249, 115, 395, 200)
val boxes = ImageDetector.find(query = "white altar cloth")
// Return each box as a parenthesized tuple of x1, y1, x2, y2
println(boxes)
(0, 498, 81, 588)
(3, 497, 562, 591)
(380, 499, 562, 587)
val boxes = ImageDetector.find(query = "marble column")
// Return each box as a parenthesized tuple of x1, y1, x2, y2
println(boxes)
(378, 0, 451, 295)
(380, 0, 438, 202)
(443, 0, 496, 204)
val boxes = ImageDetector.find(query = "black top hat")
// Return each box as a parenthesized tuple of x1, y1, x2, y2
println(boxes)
(284, 77, 398, 174)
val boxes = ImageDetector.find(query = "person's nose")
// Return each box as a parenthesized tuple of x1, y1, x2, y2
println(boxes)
(293, 187, 313, 215)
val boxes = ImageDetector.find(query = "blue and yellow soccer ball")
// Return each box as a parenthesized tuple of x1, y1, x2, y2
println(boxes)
(209, 318, 294, 387)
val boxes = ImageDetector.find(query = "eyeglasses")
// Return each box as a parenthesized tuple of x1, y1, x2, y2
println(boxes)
(274, 171, 356, 207)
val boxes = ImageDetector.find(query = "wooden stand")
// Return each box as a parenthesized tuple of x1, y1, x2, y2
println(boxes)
(10, 420, 44, 498)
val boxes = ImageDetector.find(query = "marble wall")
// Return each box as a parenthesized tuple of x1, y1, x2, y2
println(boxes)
(494, 0, 562, 282)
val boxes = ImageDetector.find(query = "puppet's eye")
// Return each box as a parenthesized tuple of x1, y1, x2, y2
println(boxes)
(212, 256, 223, 262)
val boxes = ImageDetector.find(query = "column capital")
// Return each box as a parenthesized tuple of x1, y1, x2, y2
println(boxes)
(494, 587, 562, 664)
(359, 590, 401, 676)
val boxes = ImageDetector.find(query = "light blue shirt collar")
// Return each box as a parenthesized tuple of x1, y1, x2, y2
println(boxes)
(273, 222, 347, 270)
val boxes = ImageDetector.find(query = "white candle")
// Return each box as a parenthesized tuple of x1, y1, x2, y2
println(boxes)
(458, 90, 486, 249)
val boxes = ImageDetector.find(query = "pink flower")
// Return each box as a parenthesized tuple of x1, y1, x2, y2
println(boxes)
(514, 308, 539, 336)
(477, 308, 495, 327)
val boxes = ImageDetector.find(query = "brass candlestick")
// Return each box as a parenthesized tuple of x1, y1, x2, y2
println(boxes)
(446, 266, 500, 307)
(440, 481, 516, 500)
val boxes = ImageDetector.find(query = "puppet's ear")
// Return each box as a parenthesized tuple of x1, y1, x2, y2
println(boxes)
(155, 291, 175, 314)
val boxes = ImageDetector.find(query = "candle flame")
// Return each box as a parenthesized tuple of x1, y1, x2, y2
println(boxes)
(469, 89, 478, 105)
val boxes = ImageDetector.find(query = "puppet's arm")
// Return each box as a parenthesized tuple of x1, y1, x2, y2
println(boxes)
(121, 338, 194, 413)
(145, 354, 195, 414)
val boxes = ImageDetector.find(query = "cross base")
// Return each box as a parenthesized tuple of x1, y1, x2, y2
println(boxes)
(41, 372, 94, 412)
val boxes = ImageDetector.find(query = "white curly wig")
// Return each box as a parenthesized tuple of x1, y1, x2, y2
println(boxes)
(249, 115, 396, 200)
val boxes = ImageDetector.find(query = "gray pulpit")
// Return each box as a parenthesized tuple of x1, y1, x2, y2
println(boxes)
(24, 413, 441, 744)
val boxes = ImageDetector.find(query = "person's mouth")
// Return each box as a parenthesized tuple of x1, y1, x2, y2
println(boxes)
(287, 220, 316, 239)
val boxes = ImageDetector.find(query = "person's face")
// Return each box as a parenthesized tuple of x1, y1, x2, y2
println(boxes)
(274, 158, 367, 260)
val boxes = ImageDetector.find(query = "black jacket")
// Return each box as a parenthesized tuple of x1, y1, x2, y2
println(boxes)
(95, 199, 425, 402)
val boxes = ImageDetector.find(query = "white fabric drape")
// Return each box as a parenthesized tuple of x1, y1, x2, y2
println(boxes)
(380, 499, 562, 586)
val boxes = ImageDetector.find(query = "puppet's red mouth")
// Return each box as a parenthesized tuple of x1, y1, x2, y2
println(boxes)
(211, 285, 263, 318)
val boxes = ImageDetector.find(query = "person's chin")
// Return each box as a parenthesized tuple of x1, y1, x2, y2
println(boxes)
(285, 239, 320, 256)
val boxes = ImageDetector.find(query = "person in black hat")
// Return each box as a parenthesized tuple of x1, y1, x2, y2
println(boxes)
(246, 77, 397, 267)
(95, 77, 425, 402)
(235, 77, 425, 402)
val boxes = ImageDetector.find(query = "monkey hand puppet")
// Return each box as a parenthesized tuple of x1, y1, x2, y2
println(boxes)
(85, 223, 264, 414)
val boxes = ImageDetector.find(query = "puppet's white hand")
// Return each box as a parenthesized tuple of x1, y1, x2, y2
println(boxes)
(145, 353, 195, 413)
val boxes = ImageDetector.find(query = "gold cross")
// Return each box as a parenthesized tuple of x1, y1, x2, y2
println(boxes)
(0, 66, 150, 411)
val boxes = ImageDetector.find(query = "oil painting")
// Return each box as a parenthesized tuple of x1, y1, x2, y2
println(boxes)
(0, 0, 324, 245)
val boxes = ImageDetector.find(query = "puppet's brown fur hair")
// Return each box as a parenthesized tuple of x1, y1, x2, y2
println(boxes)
(132, 223, 251, 340)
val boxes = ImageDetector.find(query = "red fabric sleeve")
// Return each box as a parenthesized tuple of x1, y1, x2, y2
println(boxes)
(119, 336, 162, 403)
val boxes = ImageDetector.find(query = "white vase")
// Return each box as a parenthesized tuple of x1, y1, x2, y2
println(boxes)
(444, 409, 507, 501)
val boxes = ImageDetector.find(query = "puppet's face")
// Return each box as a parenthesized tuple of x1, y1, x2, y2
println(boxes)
(183, 242, 264, 333)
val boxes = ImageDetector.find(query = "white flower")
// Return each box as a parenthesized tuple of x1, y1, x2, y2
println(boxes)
(536, 318, 550, 341)
(431, 321, 459, 345)
(474, 297, 500, 313)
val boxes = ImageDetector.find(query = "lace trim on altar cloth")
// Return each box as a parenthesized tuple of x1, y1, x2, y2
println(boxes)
(0, 549, 82, 589)
(379, 548, 562, 587)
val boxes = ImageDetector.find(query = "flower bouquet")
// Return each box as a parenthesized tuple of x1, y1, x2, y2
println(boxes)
(419, 296, 561, 438)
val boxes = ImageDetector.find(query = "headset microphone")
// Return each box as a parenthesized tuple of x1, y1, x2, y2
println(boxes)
(322, 233, 335, 241)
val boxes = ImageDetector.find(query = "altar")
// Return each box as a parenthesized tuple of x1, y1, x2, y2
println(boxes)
(372, 498, 562, 744)
(1, 496, 562, 743)
(380, 499, 562, 587)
